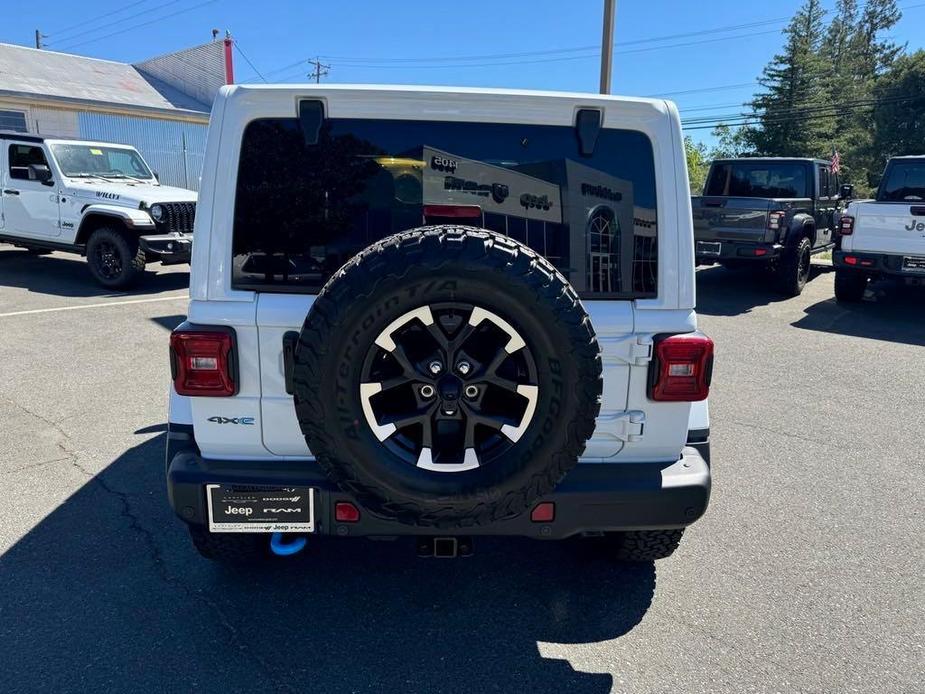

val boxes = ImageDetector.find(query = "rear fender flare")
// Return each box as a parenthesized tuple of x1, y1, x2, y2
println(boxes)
(784, 213, 815, 247)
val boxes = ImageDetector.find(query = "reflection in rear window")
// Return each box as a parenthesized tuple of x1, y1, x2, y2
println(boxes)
(879, 161, 925, 202)
(705, 162, 809, 198)
(231, 116, 659, 298)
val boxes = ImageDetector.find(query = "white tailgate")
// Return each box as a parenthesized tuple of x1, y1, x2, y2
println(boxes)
(847, 202, 925, 255)
(255, 294, 638, 460)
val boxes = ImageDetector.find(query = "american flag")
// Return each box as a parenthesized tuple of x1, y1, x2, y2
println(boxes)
(831, 149, 841, 174)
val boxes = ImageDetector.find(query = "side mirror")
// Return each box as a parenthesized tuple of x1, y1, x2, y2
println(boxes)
(152, 171, 160, 182)
(839, 183, 854, 200)
(29, 163, 54, 185)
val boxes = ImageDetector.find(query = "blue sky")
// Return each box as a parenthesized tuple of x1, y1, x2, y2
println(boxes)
(3, 0, 924, 146)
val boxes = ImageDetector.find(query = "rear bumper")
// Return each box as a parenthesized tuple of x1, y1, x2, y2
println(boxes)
(139, 233, 192, 264)
(834, 250, 925, 277)
(165, 428, 711, 539)
(695, 239, 782, 263)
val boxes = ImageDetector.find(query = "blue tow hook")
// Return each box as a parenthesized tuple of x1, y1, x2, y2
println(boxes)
(270, 532, 307, 556)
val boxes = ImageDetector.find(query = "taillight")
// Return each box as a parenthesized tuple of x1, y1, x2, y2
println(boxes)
(170, 327, 237, 396)
(649, 333, 714, 402)
(767, 211, 786, 231)
(839, 215, 855, 235)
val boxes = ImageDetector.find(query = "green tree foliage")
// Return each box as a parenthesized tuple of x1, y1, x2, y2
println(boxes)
(703, 0, 907, 192)
(872, 50, 925, 159)
(684, 136, 709, 194)
(746, 0, 830, 157)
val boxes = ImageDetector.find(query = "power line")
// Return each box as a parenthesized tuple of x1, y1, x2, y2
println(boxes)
(682, 92, 925, 130)
(47, 0, 183, 46)
(45, 0, 151, 40)
(320, 15, 793, 65)
(53, 0, 218, 51)
(234, 42, 267, 83)
(316, 29, 784, 71)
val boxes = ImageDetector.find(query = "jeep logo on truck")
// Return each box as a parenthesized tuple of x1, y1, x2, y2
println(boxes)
(904, 219, 925, 232)
(95, 191, 120, 200)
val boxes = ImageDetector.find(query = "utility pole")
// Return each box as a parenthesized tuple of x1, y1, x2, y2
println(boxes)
(308, 58, 330, 84)
(599, 0, 615, 94)
(34, 29, 46, 49)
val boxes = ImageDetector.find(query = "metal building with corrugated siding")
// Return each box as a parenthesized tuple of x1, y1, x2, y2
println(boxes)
(0, 39, 233, 190)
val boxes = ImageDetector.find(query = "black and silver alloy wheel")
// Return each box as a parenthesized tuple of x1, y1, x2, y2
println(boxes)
(359, 303, 538, 472)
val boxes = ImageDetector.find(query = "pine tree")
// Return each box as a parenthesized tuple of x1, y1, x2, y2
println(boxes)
(746, 0, 830, 157)
(821, 0, 862, 182)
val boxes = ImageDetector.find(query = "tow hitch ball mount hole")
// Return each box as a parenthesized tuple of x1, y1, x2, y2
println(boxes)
(359, 303, 539, 473)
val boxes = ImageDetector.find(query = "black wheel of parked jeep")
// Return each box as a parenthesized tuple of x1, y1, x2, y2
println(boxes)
(292, 226, 603, 528)
(188, 526, 269, 564)
(614, 529, 685, 561)
(834, 268, 867, 303)
(584, 529, 685, 562)
(775, 236, 812, 297)
(86, 226, 146, 289)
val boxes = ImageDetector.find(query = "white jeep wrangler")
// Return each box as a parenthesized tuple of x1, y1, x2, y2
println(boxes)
(834, 155, 925, 302)
(0, 132, 196, 288)
(166, 85, 713, 563)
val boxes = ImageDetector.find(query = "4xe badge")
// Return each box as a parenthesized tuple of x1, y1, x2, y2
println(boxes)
(208, 416, 255, 425)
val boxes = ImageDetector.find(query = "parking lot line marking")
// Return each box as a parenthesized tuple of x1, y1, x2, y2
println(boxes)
(0, 294, 188, 318)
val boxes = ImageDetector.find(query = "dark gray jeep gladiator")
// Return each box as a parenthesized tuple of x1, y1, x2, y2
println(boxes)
(692, 157, 848, 296)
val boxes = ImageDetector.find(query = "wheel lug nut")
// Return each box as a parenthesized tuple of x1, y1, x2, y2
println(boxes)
(428, 361, 443, 375)
(464, 385, 479, 399)
(420, 385, 435, 399)
(457, 361, 471, 376)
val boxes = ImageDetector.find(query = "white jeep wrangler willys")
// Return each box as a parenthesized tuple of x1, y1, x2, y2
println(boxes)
(166, 85, 713, 563)
(0, 132, 196, 288)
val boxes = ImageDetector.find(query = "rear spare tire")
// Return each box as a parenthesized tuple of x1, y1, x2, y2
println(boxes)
(292, 227, 603, 527)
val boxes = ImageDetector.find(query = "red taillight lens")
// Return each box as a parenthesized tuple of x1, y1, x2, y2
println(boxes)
(649, 333, 714, 402)
(334, 502, 361, 523)
(844, 255, 858, 265)
(839, 215, 855, 235)
(170, 329, 237, 396)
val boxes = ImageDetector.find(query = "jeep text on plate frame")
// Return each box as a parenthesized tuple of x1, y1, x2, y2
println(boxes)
(206, 484, 315, 533)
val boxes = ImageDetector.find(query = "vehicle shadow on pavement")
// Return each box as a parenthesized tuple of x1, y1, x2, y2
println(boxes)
(0, 249, 189, 298)
(695, 264, 830, 316)
(0, 435, 655, 694)
(793, 282, 925, 347)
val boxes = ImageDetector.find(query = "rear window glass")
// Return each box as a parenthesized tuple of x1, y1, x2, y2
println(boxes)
(231, 115, 659, 297)
(705, 162, 809, 198)
(879, 161, 925, 202)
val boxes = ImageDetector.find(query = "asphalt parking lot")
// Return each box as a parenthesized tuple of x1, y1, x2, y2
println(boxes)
(1, 247, 922, 693)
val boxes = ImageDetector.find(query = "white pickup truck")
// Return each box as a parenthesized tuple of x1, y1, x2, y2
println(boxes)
(0, 131, 196, 288)
(834, 155, 925, 302)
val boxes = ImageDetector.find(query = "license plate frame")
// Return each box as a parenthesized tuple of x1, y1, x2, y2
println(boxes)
(902, 255, 925, 273)
(697, 241, 722, 256)
(206, 484, 315, 533)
